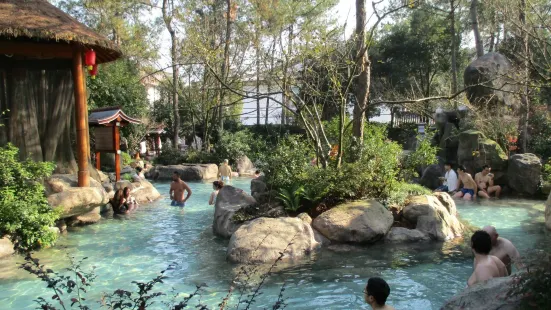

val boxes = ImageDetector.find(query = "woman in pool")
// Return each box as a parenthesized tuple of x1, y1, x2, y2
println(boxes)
(111, 189, 128, 215)
(123, 187, 138, 211)
(209, 181, 224, 205)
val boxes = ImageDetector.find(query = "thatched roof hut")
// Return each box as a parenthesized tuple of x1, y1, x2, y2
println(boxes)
(0, 0, 121, 62)
(0, 0, 123, 187)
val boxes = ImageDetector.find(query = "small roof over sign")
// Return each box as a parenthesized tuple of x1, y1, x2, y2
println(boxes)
(89, 106, 141, 126)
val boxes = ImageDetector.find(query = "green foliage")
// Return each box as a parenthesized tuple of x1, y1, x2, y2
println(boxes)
(385, 182, 431, 208)
(153, 148, 187, 166)
(122, 173, 134, 182)
(543, 161, 551, 184)
(508, 254, 551, 309)
(121, 152, 132, 167)
(400, 132, 439, 181)
(215, 130, 253, 165)
(0, 144, 60, 251)
(276, 185, 305, 212)
(528, 110, 551, 160)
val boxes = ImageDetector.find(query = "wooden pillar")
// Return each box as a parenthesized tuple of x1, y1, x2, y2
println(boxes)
(95, 152, 101, 170)
(114, 124, 121, 181)
(72, 46, 89, 187)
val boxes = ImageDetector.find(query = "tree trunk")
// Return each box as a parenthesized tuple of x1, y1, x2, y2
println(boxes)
(255, 27, 261, 125)
(162, 0, 179, 148)
(520, 0, 530, 152)
(470, 0, 484, 57)
(450, 0, 458, 95)
(219, 0, 234, 135)
(281, 25, 293, 125)
(353, 0, 368, 140)
(266, 39, 276, 125)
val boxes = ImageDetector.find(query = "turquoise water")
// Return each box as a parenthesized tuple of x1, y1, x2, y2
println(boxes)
(0, 179, 550, 309)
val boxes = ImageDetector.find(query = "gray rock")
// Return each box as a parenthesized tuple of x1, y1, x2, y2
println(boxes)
(297, 212, 312, 225)
(102, 182, 114, 193)
(251, 177, 268, 196)
(441, 277, 520, 310)
(66, 207, 102, 227)
(236, 155, 255, 176)
(403, 194, 463, 241)
(457, 130, 508, 174)
(44, 174, 102, 195)
(312, 200, 393, 244)
(420, 164, 443, 190)
(121, 165, 134, 175)
(464, 52, 520, 110)
(508, 153, 542, 195)
(0, 237, 15, 258)
(227, 217, 318, 264)
(130, 180, 161, 203)
(313, 228, 331, 246)
(56, 219, 67, 233)
(213, 186, 257, 238)
(145, 164, 218, 181)
(114, 180, 134, 191)
(384, 227, 430, 243)
(48, 187, 110, 218)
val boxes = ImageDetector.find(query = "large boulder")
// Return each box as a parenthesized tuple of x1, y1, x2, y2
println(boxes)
(48, 187, 110, 218)
(384, 227, 430, 243)
(464, 52, 520, 110)
(457, 130, 508, 174)
(0, 237, 15, 258)
(402, 193, 463, 241)
(251, 176, 268, 196)
(236, 155, 255, 176)
(114, 180, 134, 191)
(213, 186, 257, 238)
(312, 200, 393, 244)
(508, 153, 542, 195)
(545, 192, 551, 231)
(130, 180, 161, 203)
(441, 277, 520, 310)
(44, 174, 102, 195)
(146, 164, 218, 181)
(227, 217, 318, 264)
(420, 164, 443, 190)
(66, 207, 101, 227)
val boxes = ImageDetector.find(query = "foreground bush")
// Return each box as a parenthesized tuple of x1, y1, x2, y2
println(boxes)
(0, 144, 60, 251)
(508, 253, 551, 309)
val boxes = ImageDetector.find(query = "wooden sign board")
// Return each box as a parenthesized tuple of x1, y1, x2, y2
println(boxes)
(95, 127, 115, 152)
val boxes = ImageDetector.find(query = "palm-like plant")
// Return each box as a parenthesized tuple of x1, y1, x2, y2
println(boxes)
(276, 184, 305, 212)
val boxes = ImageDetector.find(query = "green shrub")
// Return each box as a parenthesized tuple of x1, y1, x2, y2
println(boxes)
(543, 161, 551, 184)
(529, 110, 551, 160)
(400, 132, 439, 181)
(508, 253, 551, 309)
(121, 151, 133, 167)
(122, 173, 133, 182)
(385, 182, 431, 208)
(153, 148, 187, 165)
(0, 143, 60, 251)
(276, 184, 305, 212)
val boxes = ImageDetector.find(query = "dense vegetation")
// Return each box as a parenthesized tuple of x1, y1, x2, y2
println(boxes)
(0, 144, 60, 251)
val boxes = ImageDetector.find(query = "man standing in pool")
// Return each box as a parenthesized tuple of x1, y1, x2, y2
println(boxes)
(364, 277, 395, 310)
(453, 166, 477, 200)
(170, 171, 192, 207)
(218, 159, 232, 183)
(468, 230, 508, 287)
(483, 225, 524, 274)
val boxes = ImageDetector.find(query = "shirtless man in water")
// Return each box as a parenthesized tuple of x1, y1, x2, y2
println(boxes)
(453, 165, 478, 200)
(468, 230, 508, 287)
(475, 165, 502, 199)
(170, 171, 192, 207)
(483, 226, 523, 274)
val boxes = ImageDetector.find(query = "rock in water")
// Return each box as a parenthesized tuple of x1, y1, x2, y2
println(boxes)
(384, 227, 430, 243)
(464, 52, 520, 110)
(312, 200, 393, 244)
(0, 237, 15, 258)
(457, 130, 508, 174)
(213, 186, 257, 238)
(227, 217, 318, 264)
(66, 207, 101, 227)
(441, 277, 520, 310)
(236, 155, 255, 176)
(145, 164, 218, 181)
(545, 192, 551, 231)
(130, 180, 161, 203)
(508, 153, 542, 195)
(47, 187, 110, 218)
(420, 164, 443, 190)
(403, 193, 463, 241)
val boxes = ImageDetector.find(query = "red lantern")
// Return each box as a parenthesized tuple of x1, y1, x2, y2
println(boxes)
(89, 64, 98, 79)
(84, 49, 96, 70)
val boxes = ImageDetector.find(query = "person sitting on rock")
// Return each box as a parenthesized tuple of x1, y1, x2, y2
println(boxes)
(111, 189, 129, 215)
(475, 165, 501, 199)
(435, 162, 458, 194)
(209, 181, 224, 205)
(482, 226, 523, 274)
(364, 277, 395, 310)
(123, 187, 138, 211)
(453, 166, 477, 200)
(468, 230, 508, 287)
(132, 167, 145, 182)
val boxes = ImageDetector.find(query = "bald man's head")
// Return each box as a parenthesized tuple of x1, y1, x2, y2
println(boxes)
(482, 225, 498, 246)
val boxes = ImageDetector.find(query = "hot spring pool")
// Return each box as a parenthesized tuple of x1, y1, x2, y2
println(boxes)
(0, 179, 549, 309)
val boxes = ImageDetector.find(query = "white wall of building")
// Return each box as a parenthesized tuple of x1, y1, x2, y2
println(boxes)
(241, 84, 284, 125)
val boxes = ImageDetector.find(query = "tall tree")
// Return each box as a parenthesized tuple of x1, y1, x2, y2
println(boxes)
(162, 0, 180, 147)
(470, 0, 484, 57)
(353, 0, 369, 139)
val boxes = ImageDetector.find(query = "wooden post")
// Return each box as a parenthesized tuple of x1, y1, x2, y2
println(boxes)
(114, 124, 121, 181)
(72, 46, 90, 187)
(95, 152, 101, 170)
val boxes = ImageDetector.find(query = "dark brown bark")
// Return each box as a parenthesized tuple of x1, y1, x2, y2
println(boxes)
(162, 0, 180, 148)
(450, 0, 458, 95)
(353, 0, 368, 139)
(219, 0, 234, 134)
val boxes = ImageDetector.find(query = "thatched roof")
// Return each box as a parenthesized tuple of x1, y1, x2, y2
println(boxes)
(0, 0, 122, 63)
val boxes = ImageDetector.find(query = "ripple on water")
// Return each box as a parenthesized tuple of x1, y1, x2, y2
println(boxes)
(0, 181, 550, 310)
